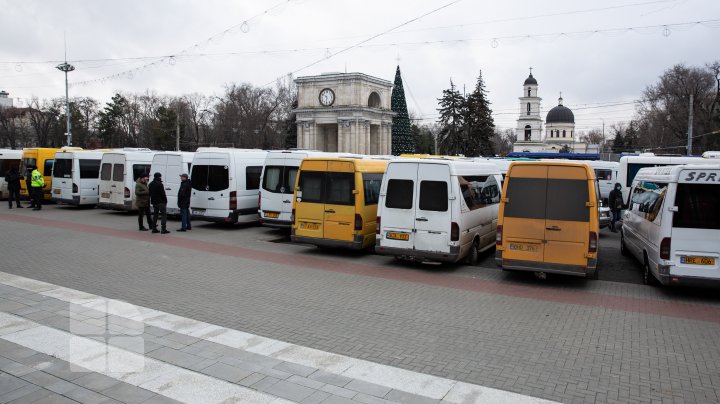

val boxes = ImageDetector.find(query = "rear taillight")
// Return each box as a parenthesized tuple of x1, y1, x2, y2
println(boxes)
(124, 187, 130, 198)
(589, 231, 598, 253)
(450, 222, 459, 241)
(258, 191, 261, 210)
(291, 208, 295, 224)
(660, 237, 671, 260)
(376, 216, 381, 235)
(229, 191, 237, 210)
(354, 214, 363, 231)
(496, 225, 503, 246)
(72, 183, 78, 193)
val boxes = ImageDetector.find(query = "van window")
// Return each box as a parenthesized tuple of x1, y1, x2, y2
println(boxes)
(363, 173, 383, 205)
(53, 159, 72, 178)
(594, 169, 612, 181)
(191, 165, 208, 191)
(298, 171, 324, 203)
(22, 158, 37, 172)
(325, 172, 355, 205)
(133, 164, 151, 181)
(112, 164, 124, 182)
(207, 166, 229, 191)
(627, 163, 657, 187)
(419, 181, 448, 212)
(246, 166, 262, 190)
(262, 166, 283, 193)
(100, 163, 112, 181)
(79, 160, 101, 179)
(546, 179, 590, 222)
(631, 181, 667, 222)
(504, 178, 547, 219)
(0, 159, 19, 177)
(459, 175, 500, 211)
(385, 179, 413, 209)
(44, 159, 54, 176)
(673, 184, 720, 229)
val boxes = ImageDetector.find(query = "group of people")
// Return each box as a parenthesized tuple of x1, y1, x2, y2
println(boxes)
(3, 166, 46, 211)
(134, 172, 192, 233)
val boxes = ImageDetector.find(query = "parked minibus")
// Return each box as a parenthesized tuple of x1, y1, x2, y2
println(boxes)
(495, 161, 601, 279)
(190, 148, 267, 224)
(98, 149, 154, 211)
(375, 158, 502, 263)
(20, 147, 82, 201)
(150, 151, 194, 216)
(621, 164, 720, 286)
(291, 157, 388, 249)
(617, 152, 720, 202)
(51, 149, 110, 206)
(586, 160, 619, 205)
(0, 149, 22, 200)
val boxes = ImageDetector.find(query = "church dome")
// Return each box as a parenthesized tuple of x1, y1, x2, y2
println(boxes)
(523, 73, 537, 86)
(546, 96, 574, 124)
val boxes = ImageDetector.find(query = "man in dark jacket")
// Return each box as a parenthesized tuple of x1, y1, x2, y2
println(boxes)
(148, 172, 170, 234)
(134, 173, 152, 231)
(608, 182, 625, 232)
(177, 173, 192, 232)
(4, 167, 23, 209)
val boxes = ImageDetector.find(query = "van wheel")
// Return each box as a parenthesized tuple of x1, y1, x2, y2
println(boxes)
(466, 241, 479, 266)
(620, 231, 629, 257)
(643, 259, 656, 286)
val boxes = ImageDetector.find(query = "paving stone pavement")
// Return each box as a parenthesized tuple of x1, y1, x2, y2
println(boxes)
(0, 207, 719, 403)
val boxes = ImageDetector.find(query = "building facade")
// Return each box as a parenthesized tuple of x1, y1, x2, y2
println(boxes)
(293, 73, 395, 155)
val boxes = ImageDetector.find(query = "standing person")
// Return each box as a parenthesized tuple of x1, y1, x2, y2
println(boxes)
(4, 167, 23, 209)
(608, 182, 625, 233)
(25, 167, 34, 208)
(30, 165, 44, 211)
(177, 173, 192, 232)
(148, 172, 170, 234)
(135, 173, 152, 231)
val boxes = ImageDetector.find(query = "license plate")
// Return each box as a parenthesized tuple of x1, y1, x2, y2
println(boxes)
(101, 192, 110, 199)
(509, 243, 539, 253)
(386, 232, 410, 241)
(53, 189, 61, 194)
(264, 211, 280, 219)
(680, 256, 715, 265)
(192, 210, 205, 216)
(300, 222, 320, 230)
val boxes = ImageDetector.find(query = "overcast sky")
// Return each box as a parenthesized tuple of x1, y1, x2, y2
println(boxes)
(1, 0, 718, 134)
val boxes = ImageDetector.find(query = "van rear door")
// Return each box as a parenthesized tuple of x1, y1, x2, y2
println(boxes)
(296, 160, 327, 239)
(260, 155, 287, 219)
(99, 158, 113, 204)
(381, 162, 418, 250)
(52, 155, 73, 200)
(164, 155, 182, 213)
(543, 165, 591, 267)
(414, 163, 451, 253)
(190, 154, 231, 215)
(502, 165, 547, 263)
(323, 161, 356, 242)
(110, 155, 125, 207)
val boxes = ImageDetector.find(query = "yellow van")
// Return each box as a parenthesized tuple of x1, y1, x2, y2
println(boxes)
(291, 157, 387, 249)
(20, 147, 81, 200)
(495, 161, 600, 279)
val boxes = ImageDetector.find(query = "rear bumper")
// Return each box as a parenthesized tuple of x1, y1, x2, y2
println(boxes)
(291, 232, 365, 250)
(97, 202, 132, 211)
(375, 243, 461, 263)
(52, 196, 81, 206)
(599, 216, 610, 229)
(192, 208, 258, 224)
(658, 273, 720, 287)
(260, 218, 292, 229)
(495, 251, 597, 277)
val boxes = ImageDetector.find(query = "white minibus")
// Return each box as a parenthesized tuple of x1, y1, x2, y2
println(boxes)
(618, 152, 720, 202)
(621, 164, 720, 286)
(190, 148, 267, 224)
(149, 151, 194, 215)
(98, 149, 154, 211)
(51, 150, 109, 206)
(0, 149, 22, 200)
(375, 158, 502, 264)
(586, 160, 619, 204)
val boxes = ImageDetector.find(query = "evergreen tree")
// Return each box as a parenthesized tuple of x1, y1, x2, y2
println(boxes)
(463, 71, 495, 156)
(437, 80, 466, 155)
(97, 93, 127, 148)
(391, 66, 414, 155)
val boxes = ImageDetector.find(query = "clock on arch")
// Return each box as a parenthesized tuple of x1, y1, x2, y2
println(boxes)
(319, 88, 335, 106)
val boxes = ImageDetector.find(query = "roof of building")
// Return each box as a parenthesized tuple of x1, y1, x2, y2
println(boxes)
(546, 96, 575, 124)
(523, 73, 537, 86)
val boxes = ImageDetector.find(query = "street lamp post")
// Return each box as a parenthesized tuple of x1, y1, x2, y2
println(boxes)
(56, 61, 75, 146)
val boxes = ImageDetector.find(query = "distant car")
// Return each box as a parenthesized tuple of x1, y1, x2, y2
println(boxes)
(599, 206, 611, 229)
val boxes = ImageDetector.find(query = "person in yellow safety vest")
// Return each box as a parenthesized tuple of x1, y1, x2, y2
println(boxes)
(30, 166, 44, 211)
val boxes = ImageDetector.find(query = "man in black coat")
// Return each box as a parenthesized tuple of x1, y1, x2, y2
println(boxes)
(4, 167, 23, 209)
(177, 173, 192, 232)
(608, 182, 626, 232)
(148, 172, 170, 234)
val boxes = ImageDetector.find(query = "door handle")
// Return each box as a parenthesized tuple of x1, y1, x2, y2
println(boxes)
(111, 185, 116, 187)
(165, 187, 171, 190)
(324, 209, 335, 213)
(545, 226, 561, 231)
(208, 197, 215, 201)
(415, 217, 428, 222)
(283, 200, 291, 203)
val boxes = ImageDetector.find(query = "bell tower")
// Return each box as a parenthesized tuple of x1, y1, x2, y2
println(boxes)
(514, 68, 544, 151)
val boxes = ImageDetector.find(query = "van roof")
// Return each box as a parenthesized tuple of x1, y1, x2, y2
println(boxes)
(302, 157, 388, 172)
(507, 160, 597, 178)
(634, 163, 720, 183)
(390, 158, 500, 176)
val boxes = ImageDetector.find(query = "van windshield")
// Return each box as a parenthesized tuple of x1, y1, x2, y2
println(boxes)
(191, 165, 229, 192)
(673, 184, 720, 229)
(53, 159, 72, 178)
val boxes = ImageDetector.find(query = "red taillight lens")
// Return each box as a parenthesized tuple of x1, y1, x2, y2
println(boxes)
(291, 208, 295, 224)
(229, 191, 237, 210)
(496, 225, 503, 246)
(450, 222, 459, 241)
(258, 191, 261, 210)
(72, 183, 78, 193)
(660, 237, 671, 260)
(376, 216, 381, 235)
(589, 231, 598, 253)
(354, 214, 363, 231)
(124, 187, 130, 198)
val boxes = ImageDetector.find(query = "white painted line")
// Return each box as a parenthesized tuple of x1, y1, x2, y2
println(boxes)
(0, 271, 556, 403)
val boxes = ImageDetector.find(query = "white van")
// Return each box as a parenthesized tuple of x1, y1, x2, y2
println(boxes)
(190, 147, 267, 224)
(375, 158, 502, 263)
(618, 152, 720, 202)
(586, 160, 619, 204)
(98, 149, 154, 211)
(0, 149, 22, 200)
(149, 151, 194, 215)
(51, 150, 108, 206)
(621, 164, 720, 286)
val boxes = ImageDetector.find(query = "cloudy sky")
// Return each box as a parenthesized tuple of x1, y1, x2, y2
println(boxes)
(1, 0, 718, 134)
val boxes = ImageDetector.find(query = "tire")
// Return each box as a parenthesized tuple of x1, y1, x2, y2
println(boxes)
(620, 231, 629, 257)
(643, 258, 656, 286)
(466, 241, 479, 266)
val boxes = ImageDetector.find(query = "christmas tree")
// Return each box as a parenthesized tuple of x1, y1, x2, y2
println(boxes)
(391, 66, 414, 155)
